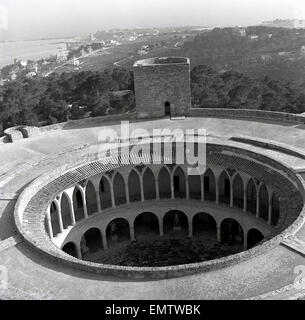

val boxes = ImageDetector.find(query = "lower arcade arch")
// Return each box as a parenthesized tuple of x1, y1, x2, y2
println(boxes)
(106, 218, 130, 247)
(62, 242, 77, 258)
(81, 228, 103, 256)
(134, 212, 159, 239)
(163, 210, 189, 236)
(247, 228, 264, 249)
(192, 212, 217, 239)
(220, 218, 244, 246)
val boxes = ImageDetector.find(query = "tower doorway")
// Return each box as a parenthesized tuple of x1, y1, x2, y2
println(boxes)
(164, 101, 171, 116)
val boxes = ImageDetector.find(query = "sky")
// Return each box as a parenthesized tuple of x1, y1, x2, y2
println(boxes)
(1, 0, 305, 40)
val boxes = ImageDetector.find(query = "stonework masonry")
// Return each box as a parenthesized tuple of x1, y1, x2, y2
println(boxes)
(133, 57, 191, 118)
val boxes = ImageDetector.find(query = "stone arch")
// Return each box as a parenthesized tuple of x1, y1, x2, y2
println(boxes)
(220, 218, 244, 246)
(173, 166, 186, 198)
(247, 228, 264, 249)
(247, 179, 257, 215)
(158, 167, 171, 198)
(106, 218, 130, 247)
(61, 192, 72, 229)
(113, 172, 126, 206)
(50, 201, 60, 236)
(189, 175, 201, 200)
(233, 174, 244, 209)
(81, 228, 103, 257)
(259, 184, 269, 221)
(128, 169, 141, 202)
(85, 181, 97, 215)
(163, 210, 189, 236)
(204, 168, 216, 201)
(192, 212, 217, 239)
(62, 242, 77, 258)
(134, 212, 159, 239)
(143, 167, 156, 200)
(73, 187, 85, 222)
(100, 176, 112, 209)
(271, 193, 280, 226)
(219, 170, 231, 204)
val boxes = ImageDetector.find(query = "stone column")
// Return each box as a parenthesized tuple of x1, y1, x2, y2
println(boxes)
(65, 188, 76, 225)
(186, 177, 190, 200)
(81, 189, 88, 219)
(96, 190, 102, 213)
(155, 178, 160, 200)
(56, 201, 64, 233)
(215, 177, 219, 205)
(170, 177, 175, 199)
(217, 223, 221, 242)
(102, 232, 108, 250)
(243, 233, 248, 251)
(46, 206, 53, 239)
(110, 183, 115, 208)
(230, 183, 234, 208)
(243, 185, 247, 212)
(188, 218, 193, 237)
(140, 176, 144, 202)
(76, 244, 82, 260)
(201, 176, 205, 202)
(130, 224, 135, 241)
(125, 182, 130, 204)
(159, 217, 164, 236)
(256, 189, 260, 218)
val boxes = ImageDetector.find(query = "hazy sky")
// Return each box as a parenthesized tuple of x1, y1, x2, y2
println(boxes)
(2, 0, 305, 40)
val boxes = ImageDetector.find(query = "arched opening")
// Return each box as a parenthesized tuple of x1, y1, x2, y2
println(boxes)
(143, 168, 156, 200)
(271, 193, 280, 226)
(73, 188, 85, 222)
(113, 173, 126, 206)
(62, 242, 77, 258)
(164, 101, 171, 116)
(220, 218, 244, 247)
(259, 184, 269, 221)
(50, 201, 60, 236)
(204, 168, 216, 201)
(85, 181, 97, 215)
(247, 229, 264, 249)
(134, 212, 159, 239)
(100, 176, 112, 209)
(193, 212, 217, 239)
(219, 170, 231, 205)
(128, 170, 141, 202)
(233, 174, 244, 209)
(163, 210, 188, 236)
(81, 228, 103, 257)
(173, 166, 186, 198)
(158, 167, 171, 198)
(61, 193, 72, 229)
(247, 179, 257, 215)
(106, 218, 130, 247)
(189, 175, 201, 199)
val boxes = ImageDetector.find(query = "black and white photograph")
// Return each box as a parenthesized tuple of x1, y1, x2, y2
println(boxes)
(1, 0, 305, 306)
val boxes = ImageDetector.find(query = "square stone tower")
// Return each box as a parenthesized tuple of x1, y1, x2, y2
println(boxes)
(133, 57, 191, 119)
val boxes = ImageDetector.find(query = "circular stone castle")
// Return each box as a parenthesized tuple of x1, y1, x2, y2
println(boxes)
(1, 57, 305, 299)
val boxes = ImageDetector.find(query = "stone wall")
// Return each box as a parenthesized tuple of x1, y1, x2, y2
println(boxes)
(133, 58, 191, 118)
(190, 108, 305, 123)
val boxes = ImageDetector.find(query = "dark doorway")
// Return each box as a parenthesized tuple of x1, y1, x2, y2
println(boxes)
(204, 176, 210, 193)
(164, 101, 171, 116)
(224, 179, 230, 198)
(174, 175, 180, 193)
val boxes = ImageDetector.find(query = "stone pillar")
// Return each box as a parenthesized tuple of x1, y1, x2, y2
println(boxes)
(56, 201, 64, 233)
(186, 177, 190, 200)
(188, 218, 193, 237)
(268, 192, 273, 225)
(217, 224, 221, 242)
(215, 177, 219, 205)
(230, 184, 233, 208)
(170, 177, 175, 199)
(110, 184, 115, 208)
(155, 178, 160, 200)
(140, 176, 145, 202)
(159, 217, 164, 236)
(102, 232, 108, 250)
(96, 190, 102, 213)
(76, 244, 82, 260)
(125, 182, 130, 204)
(82, 190, 88, 219)
(243, 186, 247, 212)
(65, 188, 76, 225)
(256, 189, 260, 218)
(201, 176, 205, 202)
(130, 224, 135, 241)
(243, 233, 248, 251)
(46, 206, 53, 239)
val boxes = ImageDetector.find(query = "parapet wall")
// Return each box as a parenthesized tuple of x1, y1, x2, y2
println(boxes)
(190, 108, 305, 123)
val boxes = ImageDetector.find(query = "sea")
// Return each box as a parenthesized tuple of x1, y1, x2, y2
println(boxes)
(0, 38, 72, 68)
